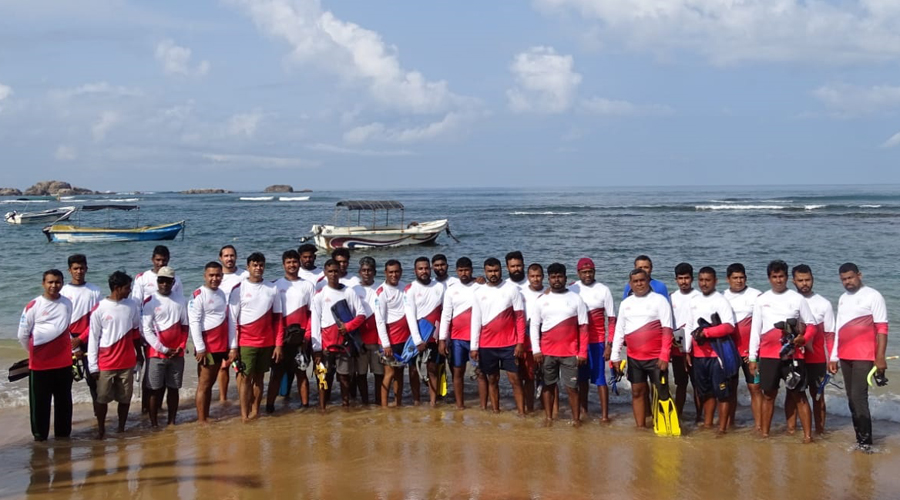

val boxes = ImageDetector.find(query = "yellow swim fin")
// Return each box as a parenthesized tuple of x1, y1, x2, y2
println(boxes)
(653, 375, 681, 437)
(440, 367, 448, 397)
(315, 362, 328, 390)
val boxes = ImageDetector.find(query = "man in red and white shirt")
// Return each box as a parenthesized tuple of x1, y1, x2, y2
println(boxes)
(722, 262, 763, 431)
(405, 256, 445, 406)
(438, 257, 483, 409)
(569, 257, 617, 422)
(60, 254, 102, 409)
(354, 256, 383, 405)
(516, 263, 546, 413)
(228, 252, 284, 422)
(215, 245, 247, 403)
(670, 263, 700, 421)
(828, 263, 889, 450)
(610, 269, 674, 428)
(684, 267, 735, 434)
(298, 243, 326, 291)
(88, 271, 143, 438)
(473, 257, 526, 415)
(266, 250, 315, 412)
(311, 260, 366, 410)
(18, 269, 74, 441)
(141, 266, 189, 428)
(787, 264, 835, 435)
(189, 261, 235, 424)
(530, 263, 588, 426)
(748, 260, 817, 443)
(375, 259, 420, 407)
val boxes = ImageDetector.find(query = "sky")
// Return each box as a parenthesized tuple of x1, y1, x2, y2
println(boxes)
(1, 0, 899, 191)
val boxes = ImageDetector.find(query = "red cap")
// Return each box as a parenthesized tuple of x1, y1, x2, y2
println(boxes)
(577, 258, 595, 271)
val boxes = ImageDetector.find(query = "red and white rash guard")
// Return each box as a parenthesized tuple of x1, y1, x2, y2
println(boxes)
(131, 269, 184, 306)
(570, 281, 617, 344)
(610, 292, 674, 363)
(87, 298, 141, 372)
(804, 293, 835, 364)
(529, 290, 588, 358)
(60, 282, 102, 344)
(189, 286, 233, 354)
(298, 267, 325, 291)
(374, 282, 413, 347)
(141, 292, 188, 358)
(354, 284, 380, 345)
(832, 286, 888, 362)
(472, 282, 526, 350)
(228, 280, 284, 348)
(404, 280, 444, 344)
(685, 292, 736, 358)
(220, 268, 248, 296)
(723, 286, 761, 357)
(670, 289, 699, 356)
(520, 286, 546, 352)
(18, 295, 73, 370)
(276, 277, 314, 337)
(438, 282, 481, 342)
(748, 289, 816, 361)
(311, 285, 365, 352)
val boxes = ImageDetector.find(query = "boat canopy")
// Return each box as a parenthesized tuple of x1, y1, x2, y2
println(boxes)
(335, 200, 404, 211)
(80, 204, 140, 211)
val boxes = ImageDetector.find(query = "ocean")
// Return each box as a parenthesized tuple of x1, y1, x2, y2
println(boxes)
(2, 184, 900, 420)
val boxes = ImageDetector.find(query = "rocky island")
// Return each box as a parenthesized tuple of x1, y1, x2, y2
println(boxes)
(179, 188, 232, 194)
(23, 181, 94, 196)
(264, 184, 293, 193)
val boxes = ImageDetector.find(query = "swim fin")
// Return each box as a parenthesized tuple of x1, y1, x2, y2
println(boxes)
(653, 375, 681, 437)
(315, 362, 328, 390)
(440, 366, 448, 397)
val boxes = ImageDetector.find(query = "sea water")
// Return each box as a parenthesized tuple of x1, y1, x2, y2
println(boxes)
(2, 185, 900, 419)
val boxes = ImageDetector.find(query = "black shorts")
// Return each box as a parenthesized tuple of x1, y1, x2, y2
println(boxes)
(626, 357, 661, 386)
(758, 358, 808, 393)
(479, 346, 517, 375)
(806, 362, 827, 391)
(741, 358, 756, 385)
(671, 355, 690, 387)
(693, 357, 730, 401)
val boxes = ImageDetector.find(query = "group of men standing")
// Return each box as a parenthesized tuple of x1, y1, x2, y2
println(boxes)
(16, 246, 888, 451)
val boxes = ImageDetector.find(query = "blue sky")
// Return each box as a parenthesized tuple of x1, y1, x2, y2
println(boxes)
(1, 0, 899, 191)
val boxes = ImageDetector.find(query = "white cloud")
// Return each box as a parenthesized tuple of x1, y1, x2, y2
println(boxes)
(813, 83, 900, 116)
(50, 82, 142, 100)
(307, 143, 413, 156)
(580, 97, 673, 116)
(55, 145, 77, 161)
(507, 46, 581, 114)
(535, 0, 900, 65)
(91, 111, 120, 142)
(0, 83, 10, 112)
(343, 112, 466, 144)
(155, 39, 210, 77)
(232, 0, 472, 115)
(881, 132, 900, 148)
(227, 110, 265, 137)
(200, 152, 318, 169)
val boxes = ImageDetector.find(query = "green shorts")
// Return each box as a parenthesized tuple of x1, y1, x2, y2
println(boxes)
(239, 346, 274, 375)
(203, 351, 229, 367)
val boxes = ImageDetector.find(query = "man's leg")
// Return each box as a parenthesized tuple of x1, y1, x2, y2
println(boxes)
(760, 390, 777, 438)
(381, 364, 395, 408)
(217, 364, 230, 402)
(426, 360, 440, 406)
(565, 385, 581, 427)
(791, 390, 813, 443)
(265, 362, 286, 413)
(296, 370, 310, 406)
(507, 371, 525, 415)
(196, 363, 216, 423)
(631, 383, 648, 428)
(452, 365, 466, 409)
(167, 387, 179, 425)
(53, 367, 74, 438)
(843, 360, 874, 447)
(238, 372, 251, 421)
(338, 373, 352, 406)
(408, 364, 421, 405)
(95, 403, 108, 439)
(542, 383, 557, 423)
(250, 372, 264, 418)
(116, 402, 129, 433)
(28, 369, 52, 441)
(148, 388, 163, 427)
(521, 357, 535, 413)
(784, 391, 798, 433)
(487, 373, 501, 413)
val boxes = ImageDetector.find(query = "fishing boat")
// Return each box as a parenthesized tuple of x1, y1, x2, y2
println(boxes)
(42, 204, 185, 243)
(305, 200, 455, 250)
(4, 206, 76, 225)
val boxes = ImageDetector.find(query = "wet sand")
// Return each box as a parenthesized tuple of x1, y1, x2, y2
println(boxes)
(2, 389, 899, 500)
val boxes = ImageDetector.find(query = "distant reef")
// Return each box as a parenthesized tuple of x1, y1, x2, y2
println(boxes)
(180, 188, 232, 194)
(264, 184, 293, 193)
(0, 188, 22, 196)
(23, 181, 94, 196)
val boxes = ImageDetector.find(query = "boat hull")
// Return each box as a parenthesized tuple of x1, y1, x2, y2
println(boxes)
(43, 221, 185, 243)
(4, 207, 76, 225)
(311, 219, 447, 250)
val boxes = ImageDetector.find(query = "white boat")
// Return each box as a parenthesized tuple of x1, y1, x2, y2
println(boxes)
(4, 206, 77, 225)
(307, 200, 453, 250)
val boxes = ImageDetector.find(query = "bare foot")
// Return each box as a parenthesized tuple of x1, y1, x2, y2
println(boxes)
(787, 427, 796, 435)
(456, 405, 466, 410)
(543, 418, 553, 428)
(803, 436, 813, 444)
(571, 419, 582, 428)
(600, 417, 611, 424)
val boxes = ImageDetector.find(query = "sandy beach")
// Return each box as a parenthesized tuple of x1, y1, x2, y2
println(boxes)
(2, 384, 899, 500)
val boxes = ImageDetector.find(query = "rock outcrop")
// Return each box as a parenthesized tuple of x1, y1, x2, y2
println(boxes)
(179, 188, 232, 194)
(0, 188, 22, 196)
(23, 181, 93, 196)
(264, 184, 293, 193)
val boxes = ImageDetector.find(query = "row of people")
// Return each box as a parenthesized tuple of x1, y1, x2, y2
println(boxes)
(16, 247, 887, 451)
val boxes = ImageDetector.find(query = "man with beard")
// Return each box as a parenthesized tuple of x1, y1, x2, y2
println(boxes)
(60, 254, 103, 415)
(518, 263, 546, 414)
(298, 243, 325, 290)
(505, 251, 527, 289)
(722, 263, 762, 430)
(353, 257, 383, 405)
(438, 257, 483, 409)
(216, 245, 247, 402)
(432, 254, 454, 287)
(268, 250, 314, 412)
(405, 257, 445, 406)
(670, 263, 701, 419)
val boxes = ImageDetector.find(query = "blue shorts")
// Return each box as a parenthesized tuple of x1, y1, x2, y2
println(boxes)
(693, 356, 730, 401)
(578, 343, 607, 386)
(478, 346, 517, 375)
(450, 339, 471, 368)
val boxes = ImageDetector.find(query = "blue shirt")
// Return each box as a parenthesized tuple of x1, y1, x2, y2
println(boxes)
(623, 279, 670, 302)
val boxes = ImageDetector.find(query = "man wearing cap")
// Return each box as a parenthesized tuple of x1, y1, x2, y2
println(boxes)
(569, 258, 617, 422)
(141, 267, 189, 427)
